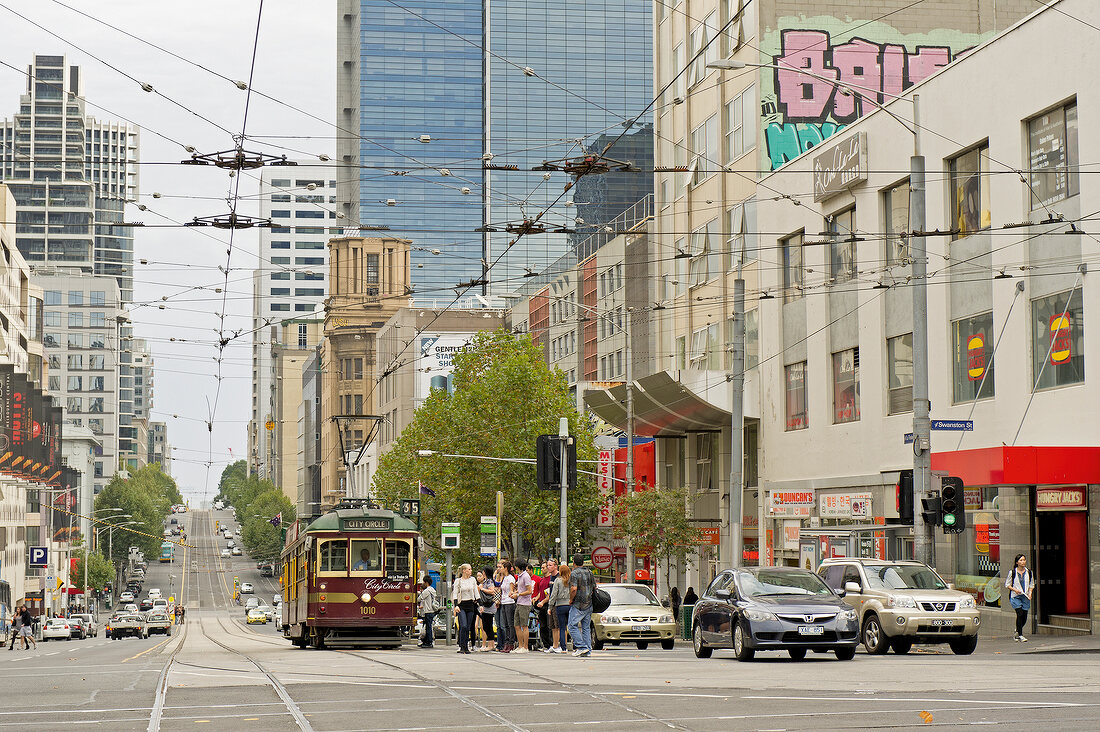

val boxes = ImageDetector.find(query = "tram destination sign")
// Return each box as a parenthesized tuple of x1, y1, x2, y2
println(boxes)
(342, 517, 393, 532)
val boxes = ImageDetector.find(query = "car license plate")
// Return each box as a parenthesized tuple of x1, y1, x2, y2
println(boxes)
(931, 619, 954, 627)
(632, 624, 651, 632)
(797, 625, 824, 636)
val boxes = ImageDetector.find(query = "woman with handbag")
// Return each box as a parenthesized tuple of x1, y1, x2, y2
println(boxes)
(548, 565, 571, 653)
(451, 564, 479, 654)
(476, 567, 497, 652)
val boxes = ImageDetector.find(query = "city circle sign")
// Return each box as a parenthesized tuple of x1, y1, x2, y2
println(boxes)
(590, 544, 613, 570)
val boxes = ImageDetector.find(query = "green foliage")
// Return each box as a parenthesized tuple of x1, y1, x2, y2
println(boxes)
(615, 485, 703, 596)
(372, 329, 599, 566)
(93, 466, 181, 567)
(240, 488, 295, 562)
(216, 460, 248, 504)
(72, 547, 114, 591)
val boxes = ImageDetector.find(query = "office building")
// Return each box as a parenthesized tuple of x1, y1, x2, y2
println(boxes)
(270, 318, 324, 505)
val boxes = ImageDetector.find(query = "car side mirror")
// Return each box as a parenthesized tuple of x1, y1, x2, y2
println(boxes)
(946, 582, 955, 590)
(843, 581, 861, 595)
(714, 589, 731, 601)
(661, 599, 670, 607)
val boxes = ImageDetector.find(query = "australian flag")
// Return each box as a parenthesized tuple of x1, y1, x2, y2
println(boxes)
(269, 512, 282, 527)
(418, 480, 436, 497)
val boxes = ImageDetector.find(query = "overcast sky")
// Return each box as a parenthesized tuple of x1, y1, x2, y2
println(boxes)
(0, 1, 336, 503)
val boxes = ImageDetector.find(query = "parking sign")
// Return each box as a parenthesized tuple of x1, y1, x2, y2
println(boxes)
(29, 546, 47, 567)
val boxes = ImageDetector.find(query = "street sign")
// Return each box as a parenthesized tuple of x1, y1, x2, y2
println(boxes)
(265, 420, 274, 431)
(479, 516, 497, 557)
(590, 544, 613, 570)
(29, 546, 47, 567)
(441, 522, 460, 550)
(931, 420, 973, 431)
(46, 575, 55, 588)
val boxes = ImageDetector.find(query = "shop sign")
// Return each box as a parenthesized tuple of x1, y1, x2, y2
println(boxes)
(1049, 314, 1072, 364)
(967, 334, 986, 381)
(782, 520, 801, 551)
(812, 132, 866, 202)
(596, 450, 614, 527)
(1036, 486, 1086, 511)
(767, 490, 814, 518)
(764, 528, 774, 566)
(818, 492, 872, 519)
(696, 527, 721, 546)
(964, 487, 983, 511)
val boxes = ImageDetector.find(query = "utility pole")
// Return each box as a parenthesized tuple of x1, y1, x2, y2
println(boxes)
(444, 549, 452, 646)
(624, 309, 635, 581)
(728, 278, 745, 567)
(558, 417, 569, 558)
(909, 95, 933, 566)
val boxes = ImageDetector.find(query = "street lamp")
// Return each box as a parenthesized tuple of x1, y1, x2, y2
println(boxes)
(707, 57, 932, 565)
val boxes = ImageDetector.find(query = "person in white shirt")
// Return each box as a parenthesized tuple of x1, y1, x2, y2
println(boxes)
(452, 564, 479, 654)
(1006, 553, 1035, 642)
(498, 560, 517, 652)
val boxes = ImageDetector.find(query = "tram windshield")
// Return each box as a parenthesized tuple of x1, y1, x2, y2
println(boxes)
(350, 540, 383, 574)
(318, 539, 348, 573)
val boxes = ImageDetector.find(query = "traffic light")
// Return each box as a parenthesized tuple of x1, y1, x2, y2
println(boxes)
(897, 469, 914, 523)
(536, 434, 576, 490)
(940, 477, 966, 534)
(921, 492, 942, 526)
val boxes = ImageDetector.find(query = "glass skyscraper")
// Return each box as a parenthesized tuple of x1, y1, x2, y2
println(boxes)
(338, 0, 652, 299)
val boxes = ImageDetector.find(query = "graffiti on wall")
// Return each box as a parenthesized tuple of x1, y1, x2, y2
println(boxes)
(763, 27, 972, 169)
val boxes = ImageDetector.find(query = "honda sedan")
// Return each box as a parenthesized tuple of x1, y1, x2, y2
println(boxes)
(692, 566, 859, 661)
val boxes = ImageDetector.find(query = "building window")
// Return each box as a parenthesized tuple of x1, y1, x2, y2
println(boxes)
(832, 348, 860, 423)
(725, 198, 756, 271)
(298, 323, 308, 347)
(725, 85, 756, 161)
(781, 232, 804, 303)
(1031, 288, 1084, 390)
(44, 312, 60, 327)
(271, 303, 290, 312)
(687, 12, 719, 88)
(89, 290, 105, 305)
(949, 144, 990, 239)
(724, 309, 758, 371)
(827, 207, 857, 283)
(67, 290, 83, 306)
(952, 312, 995, 403)
(1027, 101, 1078, 209)
(785, 362, 808, 431)
(271, 272, 290, 280)
(67, 376, 82, 391)
(689, 219, 721, 286)
(44, 290, 61, 305)
(68, 312, 83, 328)
(689, 324, 720, 370)
(689, 115, 719, 186)
(887, 333, 914, 414)
(366, 253, 379, 284)
(89, 312, 106, 327)
(675, 336, 686, 369)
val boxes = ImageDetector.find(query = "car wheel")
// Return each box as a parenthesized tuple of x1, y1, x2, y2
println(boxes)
(788, 648, 807, 660)
(636, 641, 649, 650)
(692, 623, 712, 659)
(835, 646, 857, 661)
(661, 639, 675, 650)
(891, 639, 913, 654)
(949, 635, 978, 655)
(732, 622, 755, 661)
(591, 625, 604, 650)
(862, 615, 890, 655)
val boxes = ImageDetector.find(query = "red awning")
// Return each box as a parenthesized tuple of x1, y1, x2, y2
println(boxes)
(931, 446, 1100, 486)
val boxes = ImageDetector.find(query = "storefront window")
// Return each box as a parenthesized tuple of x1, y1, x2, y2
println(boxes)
(952, 312, 995, 403)
(1031, 289, 1084, 389)
(832, 348, 859, 423)
(954, 486, 1000, 607)
(785, 361, 807, 430)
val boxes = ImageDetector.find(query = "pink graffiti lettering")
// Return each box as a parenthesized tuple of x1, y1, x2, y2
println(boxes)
(774, 31, 840, 120)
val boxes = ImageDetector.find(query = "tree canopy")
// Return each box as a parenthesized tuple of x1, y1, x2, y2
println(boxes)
(72, 547, 114, 592)
(214, 460, 293, 563)
(615, 485, 703, 599)
(371, 329, 599, 565)
(93, 464, 183, 566)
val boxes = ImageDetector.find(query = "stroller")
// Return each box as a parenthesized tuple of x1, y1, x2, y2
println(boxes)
(528, 609, 542, 651)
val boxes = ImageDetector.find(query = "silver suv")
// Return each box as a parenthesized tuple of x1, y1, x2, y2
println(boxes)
(818, 559, 980, 655)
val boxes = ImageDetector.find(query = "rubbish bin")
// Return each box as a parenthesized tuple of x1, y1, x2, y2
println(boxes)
(680, 605, 694, 640)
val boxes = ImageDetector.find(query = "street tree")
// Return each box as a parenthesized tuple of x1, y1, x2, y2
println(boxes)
(240, 488, 295, 563)
(372, 329, 598, 566)
(93, 477, 164, 566)
(615, 485, 704, 601)
(72, 547, 115, 591)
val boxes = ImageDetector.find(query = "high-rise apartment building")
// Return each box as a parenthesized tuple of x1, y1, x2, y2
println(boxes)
(248, 164, 337, 479)
(126, 337, 154, 470)
(337, 1, 653, 298)
(149, 421, 171, 472)
(0, 55, 139, 301)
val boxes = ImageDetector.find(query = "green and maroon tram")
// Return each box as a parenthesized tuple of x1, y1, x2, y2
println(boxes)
(280, 502, 420, 648)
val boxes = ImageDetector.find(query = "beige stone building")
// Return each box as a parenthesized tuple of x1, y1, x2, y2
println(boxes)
(319, 236, 411, 510)
(270, 318, 324, 507)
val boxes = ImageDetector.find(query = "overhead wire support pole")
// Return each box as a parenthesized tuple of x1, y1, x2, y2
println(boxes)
(728, 277, 745, 568)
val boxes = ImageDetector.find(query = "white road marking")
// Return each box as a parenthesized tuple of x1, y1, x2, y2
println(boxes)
(742, 694, 1084, 707)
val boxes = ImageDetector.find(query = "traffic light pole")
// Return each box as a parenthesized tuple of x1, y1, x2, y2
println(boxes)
(559, 417, 569, 560)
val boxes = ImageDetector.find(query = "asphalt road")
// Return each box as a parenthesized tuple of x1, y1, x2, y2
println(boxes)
(3, 508, 1100, 731)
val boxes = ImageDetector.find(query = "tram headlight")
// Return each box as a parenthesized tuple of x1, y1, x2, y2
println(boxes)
(319, 583, 327, 591)
(360, 592, 372, 603)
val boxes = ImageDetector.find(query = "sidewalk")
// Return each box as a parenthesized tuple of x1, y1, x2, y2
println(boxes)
(978, 629, 1100, 655)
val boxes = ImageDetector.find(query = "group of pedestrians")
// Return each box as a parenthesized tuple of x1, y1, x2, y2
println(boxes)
(6, 605, 37, 650)
(417, 554, 598, 656)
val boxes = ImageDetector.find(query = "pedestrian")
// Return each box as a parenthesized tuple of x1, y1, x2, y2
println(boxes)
(1006, 553, 1035, 642)
(19, 606, 36, 650)
(417, 575, 438, 648)
(536, 559, 558, 650)
(8, 608, 21, 650)
(477, 567, 496, 652)
(567, 554, 595, 657)
(177, 605, 186, 625)
(498, 560, 516, 652)
(683, 587, 698, 606)
(512, 559, 534, 654)
(669, 586, 681, 632)
(548, 564, 571, 654)
(452, 563, 479, 654)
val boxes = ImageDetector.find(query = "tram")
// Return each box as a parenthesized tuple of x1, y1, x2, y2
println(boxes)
(159, 541, 174, 563)
(280, 500, 420, 649)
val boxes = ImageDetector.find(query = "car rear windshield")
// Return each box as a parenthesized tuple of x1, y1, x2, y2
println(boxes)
(605, 585, 659, 606)
(864, 564, 948, 591)
(737, 570, 833, 597)
(47, 619, 67, 626)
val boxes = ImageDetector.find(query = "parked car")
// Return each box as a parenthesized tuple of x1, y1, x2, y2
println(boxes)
(231, 547, 242, 556)
(273, 594, 282, 607)
(67, 618, 88, 639)
(818, 558, 980, 656)
(255, 604, 278, 623)
(692, 566, 859, 661)
(71, 613, 98, 638)
(145, 612, 172, 636)
(240, 582, 254, 594)
(139, 599, 154, 612)
(119, 591, 135, 603)
(246, 607, 268, 625)
(42, 618, 76, 641)
(109, 614, 148, 639)
(591, 584, 677, 650)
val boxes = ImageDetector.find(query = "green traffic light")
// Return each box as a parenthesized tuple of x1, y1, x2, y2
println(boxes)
(943, 514, 956, 526)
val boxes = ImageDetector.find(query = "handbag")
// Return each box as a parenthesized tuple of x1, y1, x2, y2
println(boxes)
(592, 587, 612, 614)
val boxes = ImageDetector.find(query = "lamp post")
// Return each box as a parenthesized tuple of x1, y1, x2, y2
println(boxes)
(707, 58, 930, 565)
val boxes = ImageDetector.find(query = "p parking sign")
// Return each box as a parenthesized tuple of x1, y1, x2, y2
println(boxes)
(29, 546, 47, 567)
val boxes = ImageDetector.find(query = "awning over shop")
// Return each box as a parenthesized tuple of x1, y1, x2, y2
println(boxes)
(931, 446, 1100, 486)
(583, 370, 731, 436)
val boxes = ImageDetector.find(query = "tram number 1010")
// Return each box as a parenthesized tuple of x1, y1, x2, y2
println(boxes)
(360, 606, 377, 615)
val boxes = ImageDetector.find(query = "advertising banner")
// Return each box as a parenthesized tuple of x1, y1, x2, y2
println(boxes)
(0, 363, 13, 475)
(415, 334, 474, 402)
(782, 520, 801, 551)
(767, 489, 814, 518)
(818, 492, 873, 519)
(596, 450, 613, 527)
(10, 372, 30, 477)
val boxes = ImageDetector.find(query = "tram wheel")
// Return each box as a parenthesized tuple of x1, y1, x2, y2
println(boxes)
(309, 629, 326, 649)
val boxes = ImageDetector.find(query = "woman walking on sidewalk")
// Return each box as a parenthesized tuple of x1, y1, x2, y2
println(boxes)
(476, 567, 496, 652)
(452, 564, 479, 654)
(1006, 553, 1035, 642)
(548, 565, 571, 653)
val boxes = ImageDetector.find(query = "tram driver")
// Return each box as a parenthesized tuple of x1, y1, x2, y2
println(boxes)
(353, 546, 381, 571)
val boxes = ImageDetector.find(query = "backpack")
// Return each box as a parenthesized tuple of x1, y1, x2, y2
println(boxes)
(593, 587, 611, 614)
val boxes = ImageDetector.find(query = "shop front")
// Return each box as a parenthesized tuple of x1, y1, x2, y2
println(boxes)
(933, 446, 1100, 635)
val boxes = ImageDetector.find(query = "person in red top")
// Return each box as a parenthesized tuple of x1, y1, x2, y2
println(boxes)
(535, 559, 558, 650)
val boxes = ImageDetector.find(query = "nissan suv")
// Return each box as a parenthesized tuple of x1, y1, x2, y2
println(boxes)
(818, 559, 980, 655)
